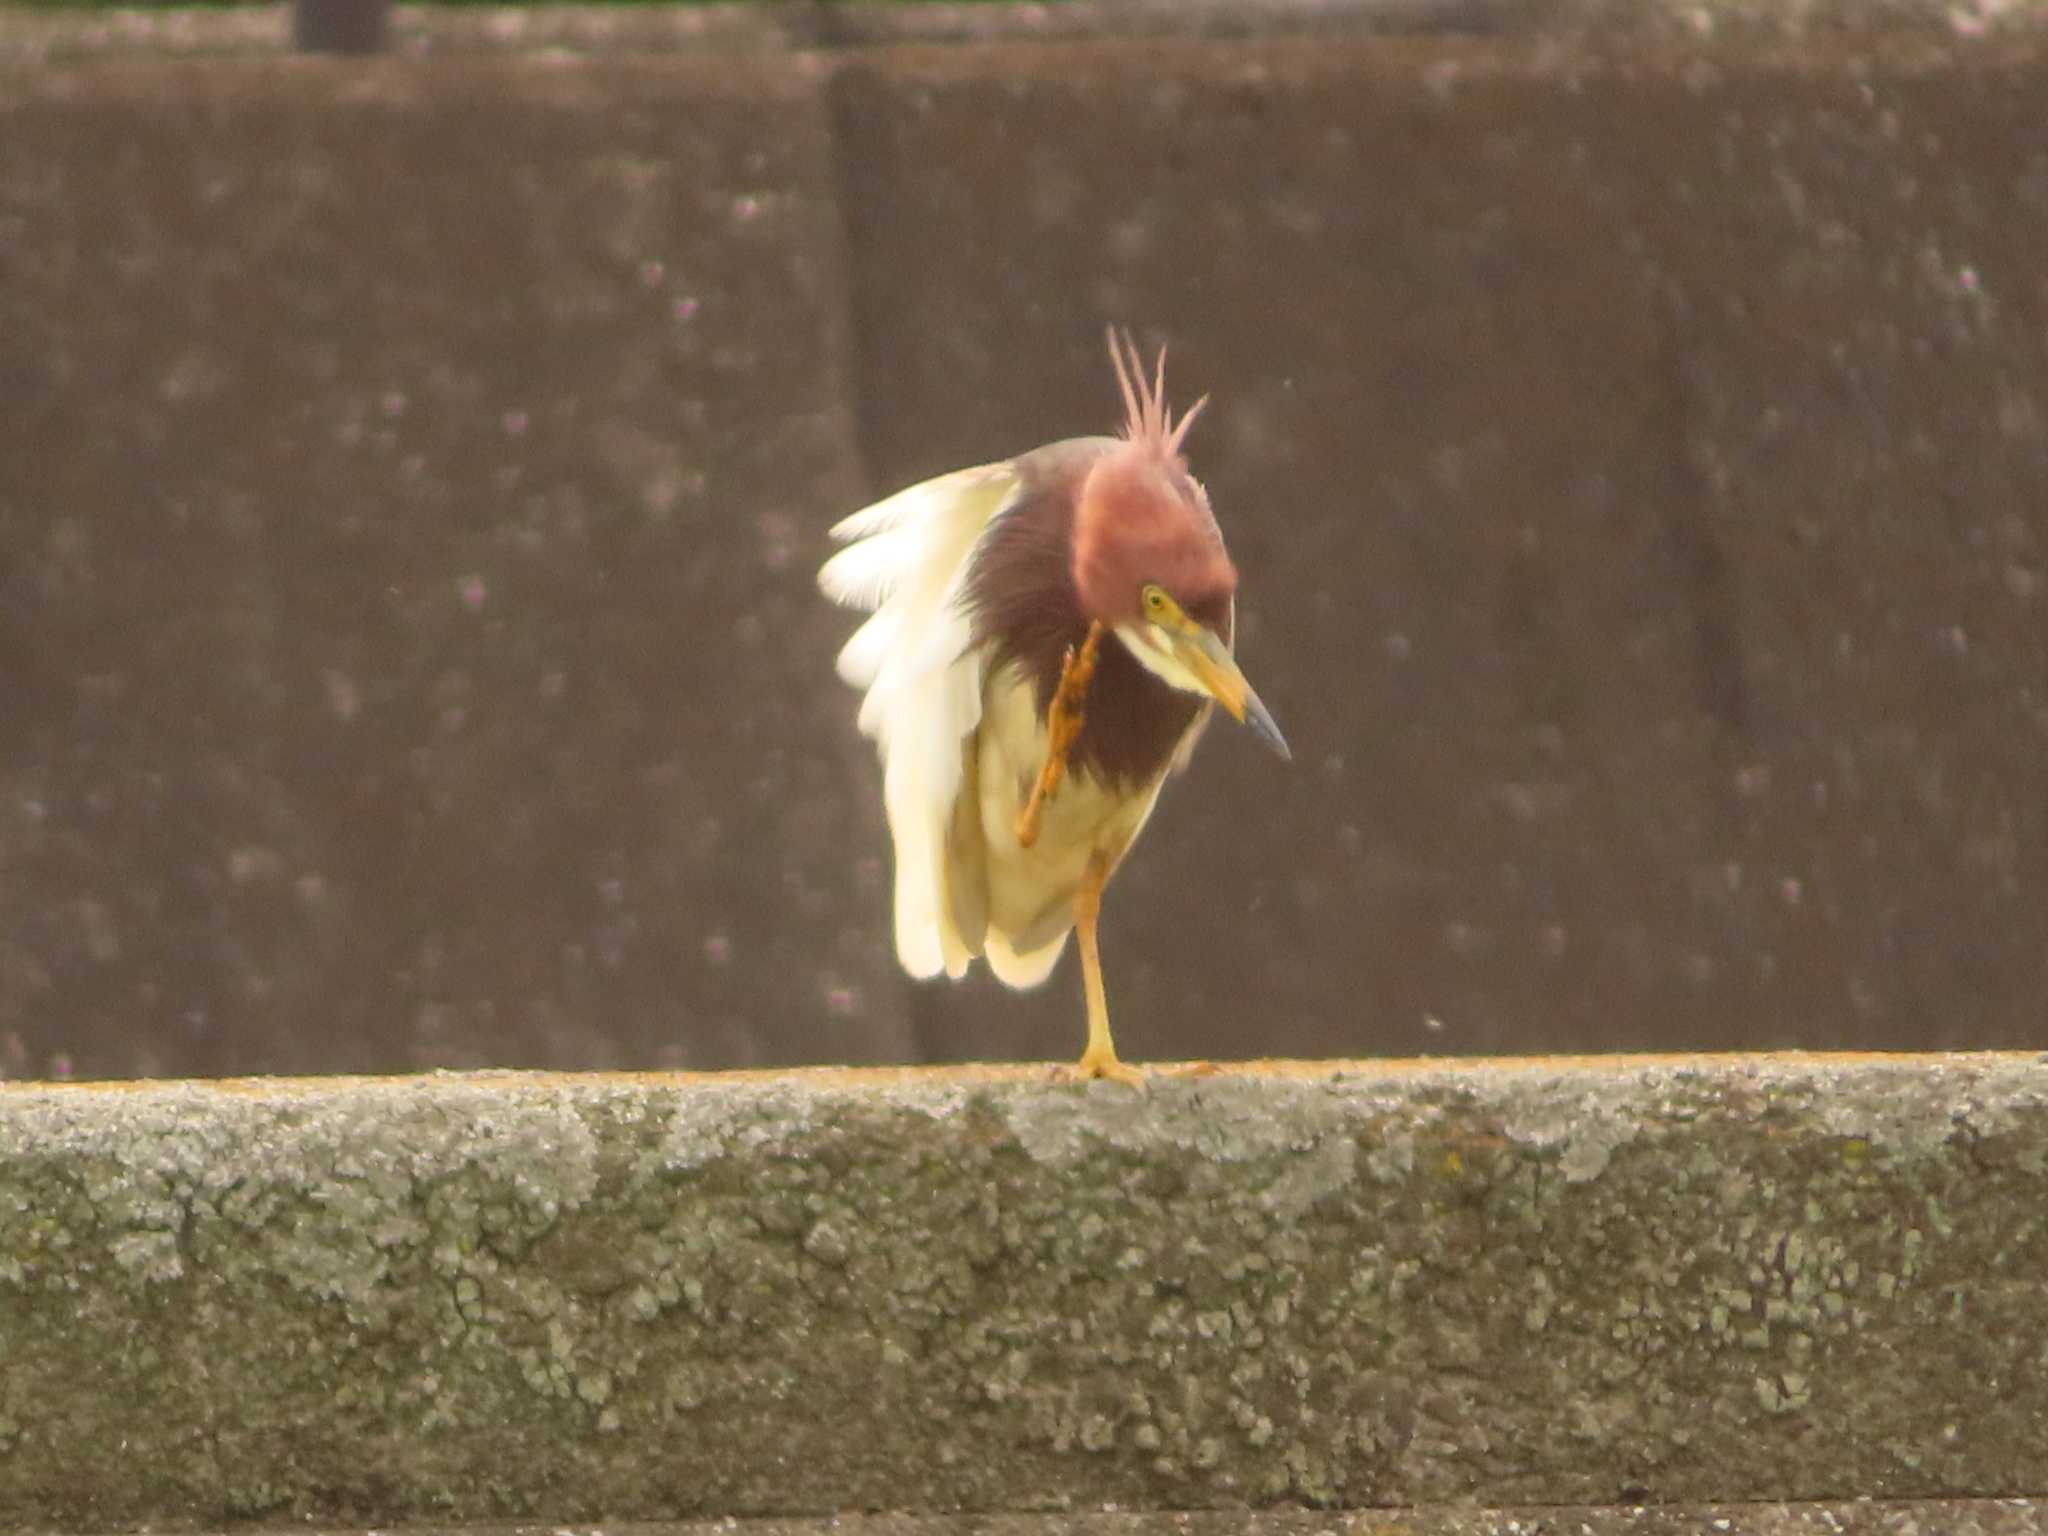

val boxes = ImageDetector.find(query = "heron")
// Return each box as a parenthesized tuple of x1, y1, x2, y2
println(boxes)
(819, 329, 1289, 1083)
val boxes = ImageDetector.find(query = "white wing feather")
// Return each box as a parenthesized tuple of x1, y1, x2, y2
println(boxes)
(819, 463, 1020, 980)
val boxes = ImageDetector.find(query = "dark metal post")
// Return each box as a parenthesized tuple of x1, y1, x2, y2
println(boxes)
(293, 0, 389, 54)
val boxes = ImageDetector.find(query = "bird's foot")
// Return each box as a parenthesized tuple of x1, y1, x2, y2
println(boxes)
(1015, 623, 1105, 849)
(1048, 623, 1105, 736)
(1061, 1046, 1147, 1089)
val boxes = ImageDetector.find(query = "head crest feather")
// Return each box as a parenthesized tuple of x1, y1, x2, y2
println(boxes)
(1106, 326, 1207, 462)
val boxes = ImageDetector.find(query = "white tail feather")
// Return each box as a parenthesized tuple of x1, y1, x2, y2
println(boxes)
(884, 642, 982, 978)
(984, 927, 1068, 989)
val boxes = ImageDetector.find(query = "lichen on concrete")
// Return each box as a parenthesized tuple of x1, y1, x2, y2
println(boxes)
(2, 1055, 2046, 1529)
(159, 1500, 2048, 1536)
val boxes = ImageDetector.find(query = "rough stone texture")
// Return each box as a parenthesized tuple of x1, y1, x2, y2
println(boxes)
(2, 21, 2047, 1080)
(2, 1056, 2045, 1527)
(148, 1508, 2048, 1536)
(4, 1, 2048, 68)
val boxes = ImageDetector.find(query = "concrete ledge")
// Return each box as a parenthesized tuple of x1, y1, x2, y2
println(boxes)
(4, 1056, 2046, 1526)
(157, 1506, 2048, 1536)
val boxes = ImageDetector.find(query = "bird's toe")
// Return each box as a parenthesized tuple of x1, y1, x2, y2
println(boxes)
(1063, 1048, 1148, 1089)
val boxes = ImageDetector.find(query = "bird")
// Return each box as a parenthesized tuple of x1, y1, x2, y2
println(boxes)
(818, 329, 1289, 1083)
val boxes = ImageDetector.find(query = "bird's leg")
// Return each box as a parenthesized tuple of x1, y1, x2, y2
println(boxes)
(1070, 847, 1144, 1087)
(1015, 621, 1104, 851)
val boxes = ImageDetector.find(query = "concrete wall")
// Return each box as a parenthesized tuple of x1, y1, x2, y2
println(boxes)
(2, 8, 2046, 1079)
(3, 1056, 2045, 1527)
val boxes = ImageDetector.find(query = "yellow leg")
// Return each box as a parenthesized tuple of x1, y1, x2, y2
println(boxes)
(1069, 849, 1144, 1087)
(1015, 622, 1104, 850)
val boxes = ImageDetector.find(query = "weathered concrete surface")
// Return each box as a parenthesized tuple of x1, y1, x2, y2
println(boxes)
(4, 0, 2048, 68)
(0, 54, 900, 1079)
(161, 1507, 2048, 1536)
(2, 1056, 2045, 1527)
(3, 21, 2048, 1081)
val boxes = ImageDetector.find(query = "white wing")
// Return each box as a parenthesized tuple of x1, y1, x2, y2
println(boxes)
(819, 462, 1019, 980)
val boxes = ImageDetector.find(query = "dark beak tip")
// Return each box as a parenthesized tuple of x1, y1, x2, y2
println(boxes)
(1244, 698, 1291, 761)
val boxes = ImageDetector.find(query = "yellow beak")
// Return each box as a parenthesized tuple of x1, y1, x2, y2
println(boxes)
(1171, 625, 1291, 760)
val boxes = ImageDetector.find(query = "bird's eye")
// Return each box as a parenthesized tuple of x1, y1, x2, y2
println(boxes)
(1142, 585, 1169, 615)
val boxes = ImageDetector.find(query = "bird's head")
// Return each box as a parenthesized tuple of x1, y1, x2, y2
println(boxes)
(1071, 331, 1289, 759)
